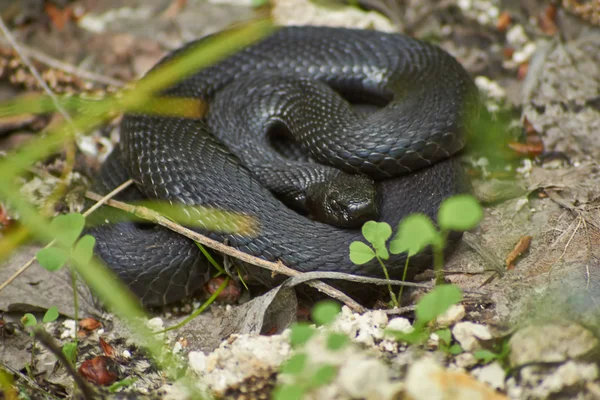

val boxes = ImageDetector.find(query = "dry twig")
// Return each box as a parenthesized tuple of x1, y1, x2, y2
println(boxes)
(84, 190, 370, 312)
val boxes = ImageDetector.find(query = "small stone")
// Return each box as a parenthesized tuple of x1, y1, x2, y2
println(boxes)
(436, 304, 466, 327)
(454, 352, 477, 369)
(61, 320, 77, 339)
(472, 362, 506, 390)
(386, 317, 412, 334)
(452, 322, 492, 352)
(147, 317, 164, 332)
(172, 342, 182, 354)
(509, 322, 599, 367)
(535, 362, 598, 396)
(405, 357, 507, 400)
(189, 351, 207, 374)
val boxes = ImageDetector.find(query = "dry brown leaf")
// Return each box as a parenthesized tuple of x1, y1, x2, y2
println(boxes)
(497, 11, 512, 32)
(44, 3, 74, 31)
(99, 337, 116, 358)
(78, 356, 118, 386)
(506, 235, 532, 270)
(79, 317, 102, 331)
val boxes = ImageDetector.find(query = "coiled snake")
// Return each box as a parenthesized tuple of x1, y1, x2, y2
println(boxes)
(89, 26, 477, 306)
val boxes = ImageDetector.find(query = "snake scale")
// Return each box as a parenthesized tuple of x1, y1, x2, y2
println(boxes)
(89, 26, 478, 306)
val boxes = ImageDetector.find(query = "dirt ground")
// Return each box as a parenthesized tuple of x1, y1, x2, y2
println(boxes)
(1, 0, 600, 399)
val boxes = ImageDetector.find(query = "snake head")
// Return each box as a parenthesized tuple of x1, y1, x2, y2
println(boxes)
(306, 173, 379, 228)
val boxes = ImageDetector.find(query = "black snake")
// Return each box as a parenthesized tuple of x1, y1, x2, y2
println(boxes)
(89, 26, 477, 306)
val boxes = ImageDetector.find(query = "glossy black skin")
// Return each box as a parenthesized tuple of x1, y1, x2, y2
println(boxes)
(89, 26, 478, 306)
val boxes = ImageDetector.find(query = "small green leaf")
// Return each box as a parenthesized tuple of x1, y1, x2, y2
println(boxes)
(36, 247, 69, 271)
(474, 349, 498, 364)
(108, 377, 136, 393)
(310, 364, 337, 387)
(62, 342, 77, 365)
(362, 221, 392, 259)
(43, 306, 59, 323)
(312, 301, 341, 326)
(326, 332, 348, 351)
(388, 328, 428, 345)
(436, 328, 452, 346)
(438, 195, 483, 232)
(281, 353, 307, 375)
(390, 214, 439, 256)
(273, 384, 306, 400)
(22, 313, 37, 327)
(415, 285, 463, 326)
(50, 213, 85, 247)
(449, 343, 463, 355)
(72, 235, 96, 265)
(290, 323, 315, 348)
(349, 241, 375, 265)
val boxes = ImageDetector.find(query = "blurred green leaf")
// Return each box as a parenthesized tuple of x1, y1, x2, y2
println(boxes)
(281, 353, 307, 375)
(474, 349, 498, 364)
(390, 213, 438, 256)
(290, 323, 315, 348)
(72, 235, 96, 265)
(21, 313, 37, 327)
(62, 342, 77, 365)
(310, 364, 337, 387)
(109, 377, 137, 393)
(438, 195, 483, 232)
(449, 343, 463, 355)
(273, 383, 305, 400)
(312, 301, 341, 326)
(36, 247, 69, 271)
(43, 306, 59, 323)
(436, 328, 452, 346)
(326, 332, 348, 351)
(415, 285, 463, 326)
(50, 213, 85, 247)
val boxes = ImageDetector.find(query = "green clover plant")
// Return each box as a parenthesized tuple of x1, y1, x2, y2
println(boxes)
(349, 194, 483, 306)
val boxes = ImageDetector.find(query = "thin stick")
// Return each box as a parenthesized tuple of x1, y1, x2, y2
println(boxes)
(84, 190, 367, 313)
(0, 36, 124, 87)
(0, 180, 133, 293)
(0, 17, 76, 130)
(33, 329, 95, 400)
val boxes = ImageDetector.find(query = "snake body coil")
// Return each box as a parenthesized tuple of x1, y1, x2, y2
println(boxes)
(90, 26, 477, 306)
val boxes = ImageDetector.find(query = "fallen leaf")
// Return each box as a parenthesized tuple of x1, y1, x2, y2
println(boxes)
(44, 3, 74, 31)
(178, 337, 189, 348)
(204, 277, 241, 303)
(502, 47, 514, 59)
(99, 337, 116, 358)
(517, 61, 529, 80)
(79, 318, 102, 331)
(78, 356, 118, 386)
(538, 4, 558, 35)
(506, 235, 532, 270)
(496, 11, 511, 32)
(507, 141, 544, 158)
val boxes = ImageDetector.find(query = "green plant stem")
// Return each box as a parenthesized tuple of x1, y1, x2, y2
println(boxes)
(433, 232, 449, 285)
(397, 255, 411, 305)
(195, 243, 225, 274)
(70, 269, 79, 362)
(29, 339, 36, 379)
(160, 276, 230, 333)
(375, 255, 398, 307)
